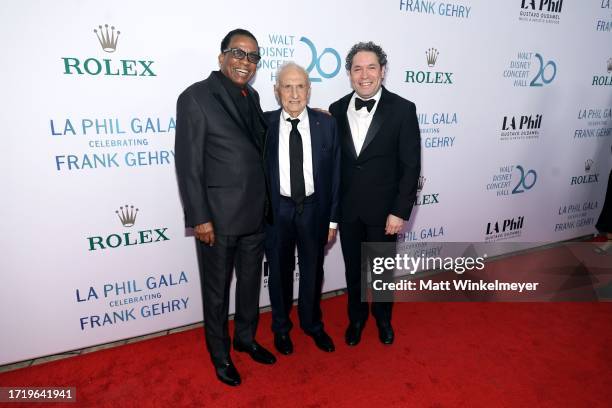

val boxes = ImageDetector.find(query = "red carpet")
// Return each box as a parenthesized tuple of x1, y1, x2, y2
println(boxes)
(1, 296, 611, 407)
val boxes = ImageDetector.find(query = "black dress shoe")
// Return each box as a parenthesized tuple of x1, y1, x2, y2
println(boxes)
(377, 323, 394, 345)
(215, 361, 241, 386)
(345, 322, 365, 346)
(311, 330, 335, 352)
(274, 333, 293, 355)
(233, 341, 277, 364)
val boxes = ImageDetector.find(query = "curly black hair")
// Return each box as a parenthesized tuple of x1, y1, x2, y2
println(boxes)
(345, 41, 387, 71)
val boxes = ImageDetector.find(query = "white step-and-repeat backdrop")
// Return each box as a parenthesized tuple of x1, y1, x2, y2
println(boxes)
(1, 0, 610, 365)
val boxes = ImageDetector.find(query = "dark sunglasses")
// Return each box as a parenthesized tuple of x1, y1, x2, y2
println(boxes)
(222, 47, 261, 64)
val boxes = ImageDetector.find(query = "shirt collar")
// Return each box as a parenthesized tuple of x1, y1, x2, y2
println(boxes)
(281, 107, 308, 124)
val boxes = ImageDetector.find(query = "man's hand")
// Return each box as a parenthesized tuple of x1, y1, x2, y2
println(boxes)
(327, 228, 337, 243)
(385, 214, 404, 235)
(194, 222, 215, 246)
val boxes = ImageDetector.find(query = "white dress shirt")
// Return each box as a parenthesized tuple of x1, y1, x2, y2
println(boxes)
(347, 87, 382, 156)
(278, 109, 337, 230)
(279, 109, 314, 198)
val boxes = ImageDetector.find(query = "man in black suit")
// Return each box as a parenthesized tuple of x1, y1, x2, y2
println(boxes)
(175, 28, 276, 387)
(264, 62, 340, 355)
(329, 41, 421, 346)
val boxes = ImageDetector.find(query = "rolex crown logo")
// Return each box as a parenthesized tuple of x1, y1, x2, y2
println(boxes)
(94, 24, 120, 53)
(418, 176, 426, 191)
(585, 159, 593, 172)
(116, 205, 138, 227)
(425, 48, 439, 67)
(607, 58, 612, 73)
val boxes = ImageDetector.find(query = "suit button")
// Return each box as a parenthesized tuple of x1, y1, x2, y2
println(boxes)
(355, 165, 363, 170)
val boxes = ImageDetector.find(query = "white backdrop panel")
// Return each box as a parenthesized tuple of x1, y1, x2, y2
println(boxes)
(1, 0, 610, 365)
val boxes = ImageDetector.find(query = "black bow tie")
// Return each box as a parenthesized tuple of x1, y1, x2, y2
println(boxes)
(355, 98, 376, 112)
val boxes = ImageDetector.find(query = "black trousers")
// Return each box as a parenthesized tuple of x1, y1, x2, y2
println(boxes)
(340, 218, 395, 325)
(266, 196, 324, 335)
(196, 228, 264, 367)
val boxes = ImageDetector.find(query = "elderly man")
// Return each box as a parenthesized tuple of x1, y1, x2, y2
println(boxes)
(175, 28, 276, 387)
(264, 62, 340, 355)
(329, 42, 421, 346)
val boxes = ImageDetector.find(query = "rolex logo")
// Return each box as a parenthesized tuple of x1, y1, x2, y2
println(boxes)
(418, 176, 426, 191)
(406, 48, 453, 84)
(425, 48, 439, 67)
(585, 159, 593, 172)
(94, 24, 120, 53)
(116, 205, 138, 227)
(607, 58, 612, 73)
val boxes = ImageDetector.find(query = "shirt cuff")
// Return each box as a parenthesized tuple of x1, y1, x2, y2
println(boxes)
(329, 222, 338, 229)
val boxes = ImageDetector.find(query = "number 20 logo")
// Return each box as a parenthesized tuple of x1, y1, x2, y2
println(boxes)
(512, 165, 537, 194)
(529, 53, 556, 87)
(300, 37, 341, 82)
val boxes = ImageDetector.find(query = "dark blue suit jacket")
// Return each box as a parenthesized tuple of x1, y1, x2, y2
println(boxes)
(264, 107, 341, 247)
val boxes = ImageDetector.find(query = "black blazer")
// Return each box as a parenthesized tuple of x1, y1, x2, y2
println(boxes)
(329, 86, 421, 226)
(264, 107, 341, 245)
(175, 72, 268, 235)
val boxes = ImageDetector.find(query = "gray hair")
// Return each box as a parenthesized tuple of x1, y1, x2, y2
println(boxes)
(275, 62, 311, 87)
(345, 41, 388, 71)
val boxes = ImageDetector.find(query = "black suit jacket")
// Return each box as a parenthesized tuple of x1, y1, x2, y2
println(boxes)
(175, 72, 269, 235)
(329, 86, 421, 226)
(264, 107, 341, 245)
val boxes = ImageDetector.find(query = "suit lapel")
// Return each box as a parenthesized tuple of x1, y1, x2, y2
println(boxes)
(339, 93, 358, 160)
(209, 73, 250, 135)
(210, 74, 270, 156)
(246, 84, 268, 153)
(307, 108, 322, 180)
(360, 87, 390, 155)
(268, 110, 281, 205)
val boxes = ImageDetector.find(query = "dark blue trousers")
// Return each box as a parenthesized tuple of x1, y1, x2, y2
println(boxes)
(266, 196, 324, 335)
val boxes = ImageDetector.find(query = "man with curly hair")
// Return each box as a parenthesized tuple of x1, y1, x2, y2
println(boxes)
(329, 41, 421, 346)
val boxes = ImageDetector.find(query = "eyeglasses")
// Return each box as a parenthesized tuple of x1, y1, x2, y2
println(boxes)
(222, 48, 261, 64)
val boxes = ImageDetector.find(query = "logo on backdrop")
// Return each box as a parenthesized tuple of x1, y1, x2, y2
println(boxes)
(94, 24, 120, 52)
(596, 0, 611, 32)
(75, 270, 190, 331)
(574, 107, 612, 139)
(50, 116, 175, 171)
(503, 52, 557, 87)
(258, 34, 340, 82)
(518, 0, 563, 25)
(397, 225, 445, 243)
(398, 1, 472, 19)
(486, 165, 538, 197)
(570, 159, 600, 186)
(415, 176, 441, 206)
(592, 58, 612, 86)
(61, 23, 156, 77)
(116, 204, 138, 227)
(500, 114, 542, 141)
(555, 200, 599, 232)
(419, 111, 459, 148)
(405, 48, 454, 85)
(485, 216, 525, 242)
(86, 205, 169, 251)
